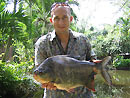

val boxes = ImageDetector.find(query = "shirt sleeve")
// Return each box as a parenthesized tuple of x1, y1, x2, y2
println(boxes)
(91, 49, 97, 60)
(85, 37, 97, 60)
(85, 38, 91, 61)
(35, 38, 48, 67)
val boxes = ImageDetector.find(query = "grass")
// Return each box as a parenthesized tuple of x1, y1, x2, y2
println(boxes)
(94, 73, 130, 98)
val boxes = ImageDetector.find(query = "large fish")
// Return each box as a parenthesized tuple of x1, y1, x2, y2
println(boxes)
(33, 55, 112, 92)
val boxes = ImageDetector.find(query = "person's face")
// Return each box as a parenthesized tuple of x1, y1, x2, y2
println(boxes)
(50, 6, 73, 33)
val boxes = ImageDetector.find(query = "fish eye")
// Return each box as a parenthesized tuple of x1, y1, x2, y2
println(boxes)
(39, 71, 43, 75)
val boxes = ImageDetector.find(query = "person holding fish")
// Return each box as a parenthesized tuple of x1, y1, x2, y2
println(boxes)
(35, 2, 99, 98)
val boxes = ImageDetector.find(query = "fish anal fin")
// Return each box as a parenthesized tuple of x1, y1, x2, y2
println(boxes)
(85, 79, 96, 92)
(89, 88, 96, 92)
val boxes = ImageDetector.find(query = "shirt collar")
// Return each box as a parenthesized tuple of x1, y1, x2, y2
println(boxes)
(49, 29, 77, 42)
(50, 30, 56, 41)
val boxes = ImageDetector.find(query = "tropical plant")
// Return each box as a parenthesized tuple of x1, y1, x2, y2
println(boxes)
(113, 55, 130, 69)
(0, 0, 30, 61)
(0, 59, 38, 98)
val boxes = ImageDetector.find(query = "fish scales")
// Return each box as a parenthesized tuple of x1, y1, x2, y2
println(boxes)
(34, 55, 112, 92)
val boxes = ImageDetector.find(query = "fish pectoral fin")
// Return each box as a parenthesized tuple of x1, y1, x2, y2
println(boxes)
(67, 88, 75, 93)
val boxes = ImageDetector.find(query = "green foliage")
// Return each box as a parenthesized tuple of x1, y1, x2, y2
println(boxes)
(119, 35, 130, 53)
(94, 83, 121, 98)
(113, 56, 130, 69)
(114, 17, 130, 53)
(84, 16, 130, 58)
(0, 0, 130, 97)
(0, 0, 5, 12)
(13, 40, 34, 63)
(0, 8, 30, 42)
(87, 30, 120, 58)
(0, 58, 38, 98)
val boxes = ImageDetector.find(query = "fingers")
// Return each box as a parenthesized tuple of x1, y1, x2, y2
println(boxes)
(67, 88, 75, 93)
(47, 82, 57, 90)
(42, 83, 48, 88)
(42, 82, 57, 90)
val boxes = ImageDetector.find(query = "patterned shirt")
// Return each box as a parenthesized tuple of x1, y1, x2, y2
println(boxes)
(35, 30, 96, 98)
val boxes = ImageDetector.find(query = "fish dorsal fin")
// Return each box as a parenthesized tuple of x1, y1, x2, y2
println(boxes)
(67, 55, 81, 60)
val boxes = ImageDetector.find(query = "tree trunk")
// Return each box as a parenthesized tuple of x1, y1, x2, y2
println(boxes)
(2, 36, 12, 62)
(13, 0, 17, 13)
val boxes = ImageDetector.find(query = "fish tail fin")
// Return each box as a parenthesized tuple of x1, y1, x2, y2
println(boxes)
(100, 56, 112, 86)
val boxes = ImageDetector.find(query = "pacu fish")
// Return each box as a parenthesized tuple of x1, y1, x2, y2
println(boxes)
(33, 55, 112, 92)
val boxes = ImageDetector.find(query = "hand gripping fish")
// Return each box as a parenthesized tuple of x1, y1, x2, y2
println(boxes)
(33, 55, 112, 92)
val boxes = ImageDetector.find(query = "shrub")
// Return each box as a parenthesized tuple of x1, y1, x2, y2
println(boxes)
(113, 56, 130, 69)
(0, 59, 39, 98)
(89, 32, 120, 58)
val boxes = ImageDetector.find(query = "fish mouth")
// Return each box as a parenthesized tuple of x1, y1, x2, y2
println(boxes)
(34, 69, 44, 76)
(33, 70, 52, 84)
(33, 73, 38, 81)
(33, 73, 49, 84)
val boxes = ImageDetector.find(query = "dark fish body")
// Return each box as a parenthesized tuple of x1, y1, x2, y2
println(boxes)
(34, 55, 112, 92)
